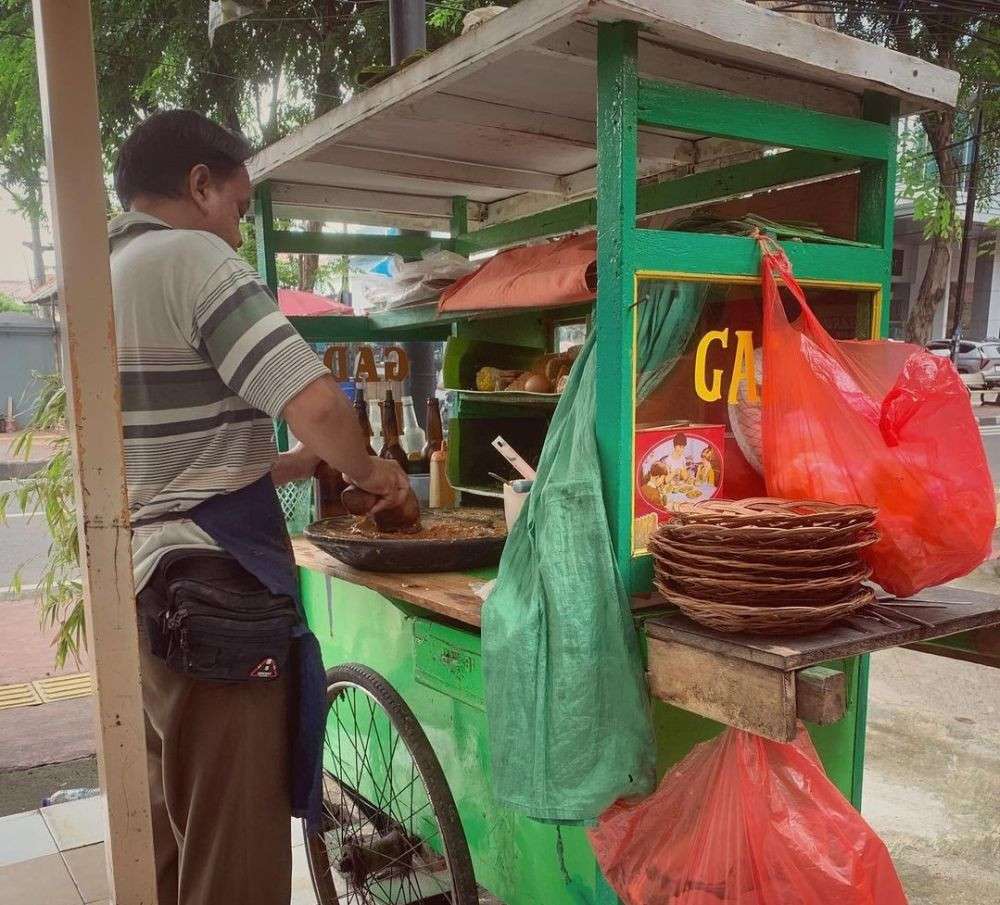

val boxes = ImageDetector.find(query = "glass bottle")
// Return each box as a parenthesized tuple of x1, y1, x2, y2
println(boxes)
(422, 397, 444, 460)
(368, 399, 384, 454)
(379, 389, 409, 471)
(399, 395, 427, 463)
(354, 386, 376, 456)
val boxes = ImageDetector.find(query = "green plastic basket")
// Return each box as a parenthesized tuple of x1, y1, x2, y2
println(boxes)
(277, 479, 313, 535)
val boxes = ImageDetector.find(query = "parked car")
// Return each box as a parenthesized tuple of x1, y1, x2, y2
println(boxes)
(927, 339, 1000, 387)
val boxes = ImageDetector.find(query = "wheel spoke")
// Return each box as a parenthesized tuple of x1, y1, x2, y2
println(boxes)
(308, 677, 472, 905)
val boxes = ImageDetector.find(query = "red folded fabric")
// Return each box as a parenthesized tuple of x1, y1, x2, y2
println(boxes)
(439, 232, 596, 313)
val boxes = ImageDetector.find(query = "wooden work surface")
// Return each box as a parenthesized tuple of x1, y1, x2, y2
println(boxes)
(294, 536, 665, 628)
(644, 585, 1000, 672)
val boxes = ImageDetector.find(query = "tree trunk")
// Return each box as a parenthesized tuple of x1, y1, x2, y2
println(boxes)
(904, 108, 958, 345)
(298, 221, 323, 291)
(28, 210, 46, 286)
(297, 5, 344, 293)
(905, 237, 951, 344)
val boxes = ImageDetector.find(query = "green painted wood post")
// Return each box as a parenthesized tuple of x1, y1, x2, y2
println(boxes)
(848, 92, 899, 808)
(451, 195, 469, 239)
(253, 183, 290, 452)
(858, 92, 900, 339)
(595, 21, 639, 596)
(253, 182, 279, 293)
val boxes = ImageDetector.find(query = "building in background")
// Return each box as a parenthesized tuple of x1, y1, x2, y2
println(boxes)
(0, 312, 57, 427)
(892, 201, 1000, 342)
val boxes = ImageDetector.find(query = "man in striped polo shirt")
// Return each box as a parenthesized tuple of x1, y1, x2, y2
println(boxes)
(109, 110, 409, 905)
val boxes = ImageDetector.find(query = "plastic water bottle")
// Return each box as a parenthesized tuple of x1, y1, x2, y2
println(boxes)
(42, 788, 100, 808)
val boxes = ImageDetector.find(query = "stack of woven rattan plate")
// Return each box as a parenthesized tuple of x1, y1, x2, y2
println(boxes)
(649, 498, 879, 635)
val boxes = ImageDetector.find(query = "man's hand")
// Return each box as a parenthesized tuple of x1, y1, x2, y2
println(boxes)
(346, 457, 411, 514)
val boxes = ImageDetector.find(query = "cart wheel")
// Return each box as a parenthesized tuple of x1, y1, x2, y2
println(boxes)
(304, 663, 478, 905)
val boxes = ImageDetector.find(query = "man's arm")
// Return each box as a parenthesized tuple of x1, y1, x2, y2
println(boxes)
(187, 255, 410, 512)
(270, 443, 319, 486)
(281, 375, 410, 512)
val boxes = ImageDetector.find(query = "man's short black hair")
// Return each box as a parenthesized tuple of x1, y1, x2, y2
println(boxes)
(114, 109, 253, 209)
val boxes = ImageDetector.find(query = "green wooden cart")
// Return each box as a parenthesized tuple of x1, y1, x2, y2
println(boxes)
(248, 4, 1000, 903)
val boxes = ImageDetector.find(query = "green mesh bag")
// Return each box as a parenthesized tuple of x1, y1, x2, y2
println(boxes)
(482, 281, 708, 822)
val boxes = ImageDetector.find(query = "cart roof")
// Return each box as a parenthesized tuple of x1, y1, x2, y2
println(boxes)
(248, 0, 958, 232)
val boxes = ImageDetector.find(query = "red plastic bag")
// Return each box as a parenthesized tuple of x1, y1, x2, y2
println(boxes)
(759, 239, 994, 596)
(589, 728, 908, 905)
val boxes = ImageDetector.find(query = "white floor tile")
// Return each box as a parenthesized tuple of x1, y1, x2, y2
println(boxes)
(0, 811, 58, 868)
(290, 842, 318, 905)
(40, 796, 106, 851)
(0, 853, 83, 905)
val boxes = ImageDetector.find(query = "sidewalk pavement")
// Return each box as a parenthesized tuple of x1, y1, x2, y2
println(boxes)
(0, 795, 319, 905)
(0, 598, 94, 772)
(0, 431, 62, 480)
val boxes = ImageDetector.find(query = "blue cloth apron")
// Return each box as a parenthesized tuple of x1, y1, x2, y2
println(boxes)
(187, 475, 326, 830)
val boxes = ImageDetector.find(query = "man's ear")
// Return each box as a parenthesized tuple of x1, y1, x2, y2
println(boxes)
(187, 164, 212, 213)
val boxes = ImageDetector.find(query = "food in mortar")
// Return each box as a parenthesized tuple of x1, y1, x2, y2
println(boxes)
(341, 484, 421, 533)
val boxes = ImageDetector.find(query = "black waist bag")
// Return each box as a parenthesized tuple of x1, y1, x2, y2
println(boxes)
(138, 550, 300, 682)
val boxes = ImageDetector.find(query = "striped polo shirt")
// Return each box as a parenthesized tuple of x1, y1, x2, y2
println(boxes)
(109, 212, 328, 590)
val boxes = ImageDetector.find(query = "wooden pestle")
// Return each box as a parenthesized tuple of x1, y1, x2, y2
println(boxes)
(342, 484, 421, 532)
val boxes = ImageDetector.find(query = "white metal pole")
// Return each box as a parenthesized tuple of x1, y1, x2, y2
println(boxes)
(30, 1, 157, 902)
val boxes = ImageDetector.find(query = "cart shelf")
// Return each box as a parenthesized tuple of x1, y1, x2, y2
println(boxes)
(643, 585, 1000, 742)
(448, 390, 561, 419)
(293, 536, 664, 628)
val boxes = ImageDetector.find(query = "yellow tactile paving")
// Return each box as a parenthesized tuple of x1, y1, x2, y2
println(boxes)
(32, 672, 94, 703)
(0, 682, 43, 710)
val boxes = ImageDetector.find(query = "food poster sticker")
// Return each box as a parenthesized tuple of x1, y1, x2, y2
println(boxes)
(633, 425, 725, 553)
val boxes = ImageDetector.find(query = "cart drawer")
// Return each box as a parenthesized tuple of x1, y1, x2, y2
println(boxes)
(413, 618, 484, 709)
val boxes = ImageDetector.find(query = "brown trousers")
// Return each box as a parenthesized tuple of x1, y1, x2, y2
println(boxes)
(140, 634, 293, 905)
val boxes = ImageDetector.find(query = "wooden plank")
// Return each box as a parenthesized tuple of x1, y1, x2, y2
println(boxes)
(644, 585, 1000, 672)
(331, 112, 600, 178)
(248, 0, 589, 182)
(264, 181, 467, 221)
(271, 230, 445, 258)
(293, 537, 487, 627)
(272, 159, 510, 205)
(796, 666, 847, 725)
(906, 626, 1000, 670)
(405, 91, 602, 147)
(271, 203, 453, 233)
(636, 151, 857, 219)
(589, 0, 959, 112)
(288, 314, 451, 344)
(466, 150, 855, 251)
(632, 229, 887, 285)
(531, 22, 860, 117)
(638, 80, 893, 161)
(30, 1, 157, 901)
(293, 536, 667, 626)
(309, 143, 567, 195)
(646, 637, 797, 742)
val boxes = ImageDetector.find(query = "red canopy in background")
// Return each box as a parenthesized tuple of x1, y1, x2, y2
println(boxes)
(277, 288, 353, 317)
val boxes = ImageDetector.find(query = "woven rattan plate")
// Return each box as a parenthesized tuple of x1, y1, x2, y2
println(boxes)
(668, 498, 876, 529)
(666, 562, 872, 598)
(655, 554, 865, 580)
(649, 530, 880, 565)
(653, 583, 876, 635)
(661, 520, 875, 548)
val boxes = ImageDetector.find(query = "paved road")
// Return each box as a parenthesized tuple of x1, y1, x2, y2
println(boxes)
(0, 480, 51, 590)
